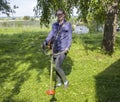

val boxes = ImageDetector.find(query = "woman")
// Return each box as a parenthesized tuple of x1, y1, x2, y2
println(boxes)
(42, 9, 72, 88)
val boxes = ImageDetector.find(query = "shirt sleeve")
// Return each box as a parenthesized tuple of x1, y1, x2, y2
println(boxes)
(67, 23, 72, 49)
(45, 24, 54, 44)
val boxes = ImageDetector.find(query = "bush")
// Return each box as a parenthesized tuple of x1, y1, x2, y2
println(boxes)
(23, 16, 30, 20)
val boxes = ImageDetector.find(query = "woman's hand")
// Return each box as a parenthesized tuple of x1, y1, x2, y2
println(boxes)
(64, 48, 69, 53)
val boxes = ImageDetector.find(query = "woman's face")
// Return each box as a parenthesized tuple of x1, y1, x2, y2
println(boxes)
(56, 10, 65, 22)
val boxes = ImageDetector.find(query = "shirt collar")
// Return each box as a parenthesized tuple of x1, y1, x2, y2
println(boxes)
(57, 19, 66, 26)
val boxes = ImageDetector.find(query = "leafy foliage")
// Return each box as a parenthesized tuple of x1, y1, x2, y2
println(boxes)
(34, 0, 75, 26)
(35, 0, 120, 26)
(0, 0, 18, 16)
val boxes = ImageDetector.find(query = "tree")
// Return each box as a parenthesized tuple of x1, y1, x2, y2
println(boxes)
(0, 0, 18, 16)
(35, 0, 120, 54)
(102, 1, 119, 54)
(78, 0, 120, 54)
(23, 16, 30, 20)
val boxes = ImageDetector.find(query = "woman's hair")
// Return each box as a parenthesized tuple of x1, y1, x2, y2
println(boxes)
(56, 9, 66, 16)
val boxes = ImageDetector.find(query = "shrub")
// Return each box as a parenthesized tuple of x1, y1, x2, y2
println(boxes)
(23, 16, 30, 20)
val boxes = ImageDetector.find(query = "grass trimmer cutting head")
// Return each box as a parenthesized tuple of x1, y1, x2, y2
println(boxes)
(46, 89, 55, 95)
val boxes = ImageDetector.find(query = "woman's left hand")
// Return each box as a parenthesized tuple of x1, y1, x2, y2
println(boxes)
(65, 48, 69, 53)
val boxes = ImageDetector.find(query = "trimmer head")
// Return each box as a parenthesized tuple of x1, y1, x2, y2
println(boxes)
(46, 90, 55, 95)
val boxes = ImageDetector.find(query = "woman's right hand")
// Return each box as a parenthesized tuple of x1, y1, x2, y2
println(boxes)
(41, 41, 47, 50)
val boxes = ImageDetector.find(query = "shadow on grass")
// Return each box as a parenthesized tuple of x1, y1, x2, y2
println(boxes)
(0, 31, 51, 101)
(73, 34, 103, 55)
(81, 35, 102, 54)
(63, 56, 73, 75)
(115, 35, 120, 49)
(95, 59, 120, 101)
(73, 33, 120, 55)
(50, 79, 57, 102)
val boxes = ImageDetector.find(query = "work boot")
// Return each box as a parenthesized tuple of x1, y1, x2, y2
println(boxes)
(56, 83, 62, 87)
(64, 81, 69, 89)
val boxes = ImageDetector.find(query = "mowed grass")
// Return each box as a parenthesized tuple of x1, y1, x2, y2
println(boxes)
(0, 27, 120, 102)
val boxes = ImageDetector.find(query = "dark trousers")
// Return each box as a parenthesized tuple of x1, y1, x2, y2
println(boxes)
(53, 53, 67, 83)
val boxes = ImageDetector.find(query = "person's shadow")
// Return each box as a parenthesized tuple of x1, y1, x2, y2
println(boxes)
(95, 59, 120, 101)
(63, 56, 73, 75)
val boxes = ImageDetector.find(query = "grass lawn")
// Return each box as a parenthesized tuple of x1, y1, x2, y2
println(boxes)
(0, 27, 120, 102)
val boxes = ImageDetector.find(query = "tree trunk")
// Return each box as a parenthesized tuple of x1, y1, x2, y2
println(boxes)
(102, 2, 118, 54)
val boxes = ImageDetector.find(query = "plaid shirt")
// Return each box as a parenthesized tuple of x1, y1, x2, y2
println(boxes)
(45, 20, 72, 53)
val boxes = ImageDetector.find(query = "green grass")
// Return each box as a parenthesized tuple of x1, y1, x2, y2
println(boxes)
(0, 27, 120, 102)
